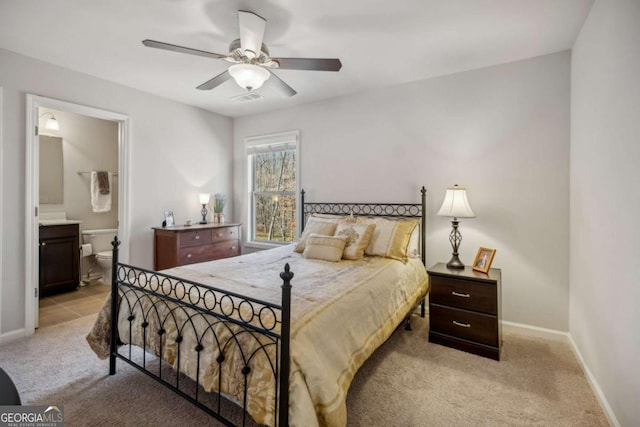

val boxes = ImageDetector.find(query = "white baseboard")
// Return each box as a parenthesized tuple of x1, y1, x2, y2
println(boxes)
(501, 320, 569, 341)
(567, 335, 620, 427)
(0, 328, 26, 345)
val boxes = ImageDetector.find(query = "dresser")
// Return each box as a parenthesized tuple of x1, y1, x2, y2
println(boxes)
(153, 223, 241, 270)
(427, 263, 502, 360)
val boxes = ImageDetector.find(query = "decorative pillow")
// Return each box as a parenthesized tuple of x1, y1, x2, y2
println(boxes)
(334, 222, 376, 260)
(357, 217, 419, 261)
(309, 213, 358, 223)
(295, 217, 338, 253)
(303, 234, 348, 262)
(407, 224, 421, 258)
(310, 213, 347, 220)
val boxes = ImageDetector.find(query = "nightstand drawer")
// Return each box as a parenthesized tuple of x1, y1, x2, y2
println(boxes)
(211, 226, 239, 243)
(430, 304, 498, 347)
(177, 240, 240, 265)
(430, 276, 497, 314)
(178, 229, 212, 247)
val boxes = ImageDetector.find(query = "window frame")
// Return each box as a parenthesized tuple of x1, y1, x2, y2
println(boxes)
(246, 130, 300, 248)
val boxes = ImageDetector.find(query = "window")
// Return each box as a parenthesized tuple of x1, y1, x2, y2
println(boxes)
(247, 131, 299, 245)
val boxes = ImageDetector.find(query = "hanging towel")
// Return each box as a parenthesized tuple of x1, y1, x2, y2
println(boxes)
(91, 171, 112, 213)
(97, 171, 110, 195)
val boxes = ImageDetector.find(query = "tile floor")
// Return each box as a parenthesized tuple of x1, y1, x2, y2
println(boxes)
(38, 282, 110, 329)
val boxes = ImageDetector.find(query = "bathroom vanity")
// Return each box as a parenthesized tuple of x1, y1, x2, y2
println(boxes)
(39, 223, 80, 296)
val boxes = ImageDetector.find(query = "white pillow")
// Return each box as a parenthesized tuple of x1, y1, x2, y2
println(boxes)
(407, 224, 421, 258)
(303, 234, 348, 262)
(295, 217, 339, 253)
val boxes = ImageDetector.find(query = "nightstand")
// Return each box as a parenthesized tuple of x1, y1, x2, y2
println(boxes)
(427, 262, 502, 360)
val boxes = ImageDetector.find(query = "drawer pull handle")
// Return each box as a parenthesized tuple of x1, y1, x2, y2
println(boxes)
(195, 235, 200, 240)
(453, 320, 471, 328)
(187, 254, 192, 258)
(217, 233, 223, 238)
(452, 291, 470, 298)
(231, 246, 237, 250)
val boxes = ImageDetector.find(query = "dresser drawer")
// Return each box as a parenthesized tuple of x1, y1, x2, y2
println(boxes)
(211, 226, 239, 243)
(430, 304, 498, 347)
(430, 275, 497, 314)
(178, 240, 240, 265)
(178, 229, 212, 247)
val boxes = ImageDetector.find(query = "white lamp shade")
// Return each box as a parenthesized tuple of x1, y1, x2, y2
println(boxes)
(437, 185, 476, 218)
(199, 193, 211, 205)
(45, 116, 60, 131)
(228, 63, 270, 91)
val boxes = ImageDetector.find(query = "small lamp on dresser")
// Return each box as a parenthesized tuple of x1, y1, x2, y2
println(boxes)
(199, 193, 210, 224)
(437, 184, 475, 269)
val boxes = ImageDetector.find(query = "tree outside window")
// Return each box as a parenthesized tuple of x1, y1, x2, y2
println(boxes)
(248, 132, 299, 245)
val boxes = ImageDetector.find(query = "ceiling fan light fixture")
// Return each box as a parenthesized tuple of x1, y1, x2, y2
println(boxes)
(228, 63, 270, 91)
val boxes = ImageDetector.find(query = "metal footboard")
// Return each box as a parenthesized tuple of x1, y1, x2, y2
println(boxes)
(108, 238, 292, 426)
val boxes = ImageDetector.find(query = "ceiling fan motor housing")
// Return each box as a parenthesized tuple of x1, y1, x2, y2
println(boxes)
(228, 38, 272, 64)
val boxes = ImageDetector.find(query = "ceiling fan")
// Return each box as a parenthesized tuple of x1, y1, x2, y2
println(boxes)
(142, 10, 342, 97)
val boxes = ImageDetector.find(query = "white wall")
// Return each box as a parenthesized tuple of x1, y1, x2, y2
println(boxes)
(570, 0, 640, 425)
(39, 108, 119, 232)
(0, 48, 233, 335)
(234, 52, 571, 330)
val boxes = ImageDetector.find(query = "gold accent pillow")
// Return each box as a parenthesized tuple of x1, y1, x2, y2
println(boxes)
(358, 217, 419, 261)
(334, 222, 376, 260)
(302, 234, 348, 262)
(295, 217, 339, 253)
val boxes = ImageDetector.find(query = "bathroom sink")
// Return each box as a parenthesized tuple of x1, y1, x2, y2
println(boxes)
(39, 219, 83, 226)
(38, 211, 82, 226)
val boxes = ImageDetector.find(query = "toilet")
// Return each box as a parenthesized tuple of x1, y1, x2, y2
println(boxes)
(81, 228, 118, 285)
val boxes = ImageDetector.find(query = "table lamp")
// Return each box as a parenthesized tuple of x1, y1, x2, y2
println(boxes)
(437, 184, 475, 269)
(199, 193, 210, 224)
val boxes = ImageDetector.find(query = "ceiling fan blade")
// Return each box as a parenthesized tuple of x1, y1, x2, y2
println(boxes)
(196, 70, 232, 90)
(238, 10, 266, 59)
(271, 57, 342, 72)
(142, 39, 227, 60)
(268, 71, 297, 97)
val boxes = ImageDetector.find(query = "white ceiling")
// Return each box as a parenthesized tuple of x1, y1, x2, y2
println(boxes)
(0, 0, 594, 118)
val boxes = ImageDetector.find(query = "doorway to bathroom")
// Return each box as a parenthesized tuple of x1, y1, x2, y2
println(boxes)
(25, 95, 130, 334)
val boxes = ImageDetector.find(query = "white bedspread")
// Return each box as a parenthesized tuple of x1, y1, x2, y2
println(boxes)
(87, 244, 428, 426)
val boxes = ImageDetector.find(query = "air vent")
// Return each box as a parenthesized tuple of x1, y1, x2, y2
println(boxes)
(230, 92, 264, 102)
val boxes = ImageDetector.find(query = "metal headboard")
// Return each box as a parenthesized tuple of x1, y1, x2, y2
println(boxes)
(300, 186, 427, 265)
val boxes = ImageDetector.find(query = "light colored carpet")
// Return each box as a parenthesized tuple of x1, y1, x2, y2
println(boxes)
(0, 314, 608, 426)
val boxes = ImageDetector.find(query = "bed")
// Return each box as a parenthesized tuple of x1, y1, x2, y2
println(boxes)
(86, 187, 429, 426)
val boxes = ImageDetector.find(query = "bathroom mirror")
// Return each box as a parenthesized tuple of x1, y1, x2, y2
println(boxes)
(39, 135, 64, 204)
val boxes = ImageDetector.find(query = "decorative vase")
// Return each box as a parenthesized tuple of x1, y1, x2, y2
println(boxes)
(214, 213, 224, 223)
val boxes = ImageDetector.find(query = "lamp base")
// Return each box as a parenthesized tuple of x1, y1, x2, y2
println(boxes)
(446, 254, 465, 269)
(200, 205, 208, 224)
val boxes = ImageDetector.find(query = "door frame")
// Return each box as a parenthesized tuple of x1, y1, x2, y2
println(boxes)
(25, 94, 131, 334)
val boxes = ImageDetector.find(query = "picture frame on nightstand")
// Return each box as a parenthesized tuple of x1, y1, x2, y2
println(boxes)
(472, 247, 496, 273)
